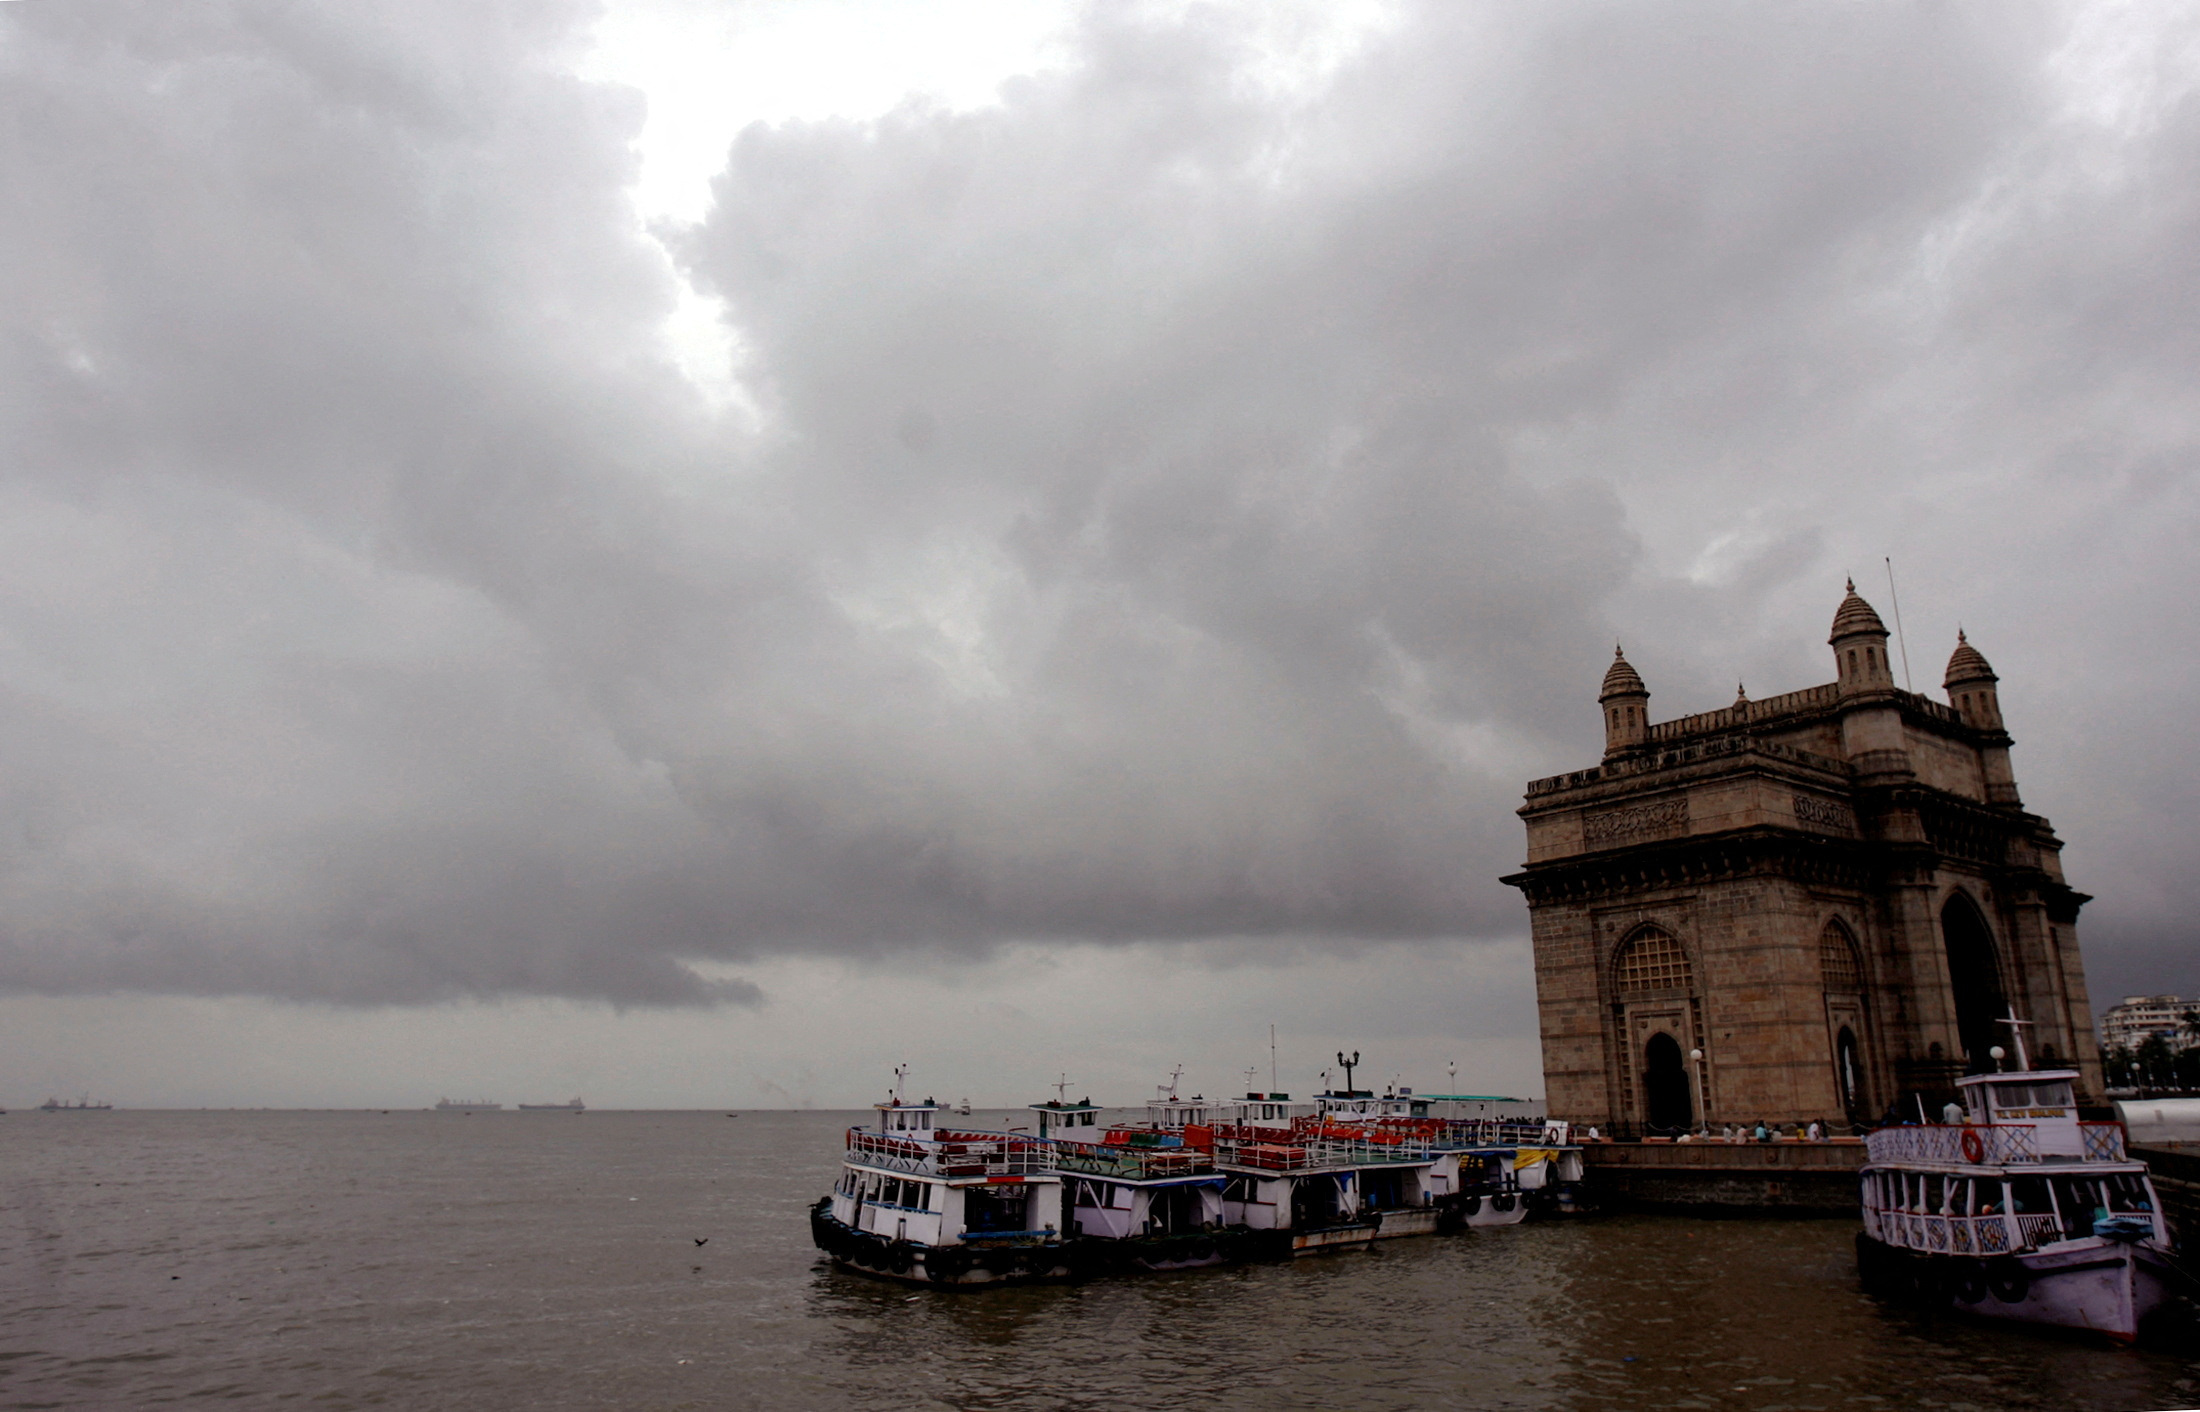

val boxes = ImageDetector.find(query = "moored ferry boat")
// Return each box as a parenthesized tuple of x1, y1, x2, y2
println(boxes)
(811, 1066, 1585, 1286)
(1857, 1047, 2176, 1342)
(812, 1092, 1073, 1286)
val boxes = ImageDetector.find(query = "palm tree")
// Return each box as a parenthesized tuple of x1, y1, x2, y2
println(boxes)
(2136, 1034, 2176, 1090)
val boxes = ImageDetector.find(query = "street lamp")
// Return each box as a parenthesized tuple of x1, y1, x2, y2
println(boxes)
(1688, 1047, 1707, 1133)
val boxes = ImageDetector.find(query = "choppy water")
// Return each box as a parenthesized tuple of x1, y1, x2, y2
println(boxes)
(3, 1110, 2196, 1410)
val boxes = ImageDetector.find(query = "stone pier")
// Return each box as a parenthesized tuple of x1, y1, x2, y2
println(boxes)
(1579, 1140, 1866, 1215)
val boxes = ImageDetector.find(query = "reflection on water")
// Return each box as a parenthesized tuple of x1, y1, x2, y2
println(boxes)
(2, 1111, 2194, 1410)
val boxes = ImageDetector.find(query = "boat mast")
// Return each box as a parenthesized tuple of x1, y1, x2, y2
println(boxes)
(1996, 1010, 2034, 1071)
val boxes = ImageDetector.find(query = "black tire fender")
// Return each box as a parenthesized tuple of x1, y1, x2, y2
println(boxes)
(1985, 1258, 2030, 1305)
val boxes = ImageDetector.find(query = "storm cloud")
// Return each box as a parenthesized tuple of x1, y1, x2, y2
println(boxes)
(2, 0, 2195, 1007)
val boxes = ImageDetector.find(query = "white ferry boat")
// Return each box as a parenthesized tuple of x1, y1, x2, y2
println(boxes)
(1857, 1039, 2176, 1342)
(811, 1092, 1074, 1286)
(810, 1069, 1585, 1286)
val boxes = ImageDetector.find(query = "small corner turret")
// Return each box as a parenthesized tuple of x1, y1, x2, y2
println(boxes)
(1944, 629, 2002, 730)
(1945, 629, 2019, 805)
(1598, 644, 1650, 758)
(1829, 579, 1895, 695)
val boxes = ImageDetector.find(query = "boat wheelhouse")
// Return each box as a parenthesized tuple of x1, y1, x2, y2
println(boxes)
(1857, 1059, 2176, 1342)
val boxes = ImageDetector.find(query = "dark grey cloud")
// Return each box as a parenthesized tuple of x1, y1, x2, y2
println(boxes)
(1, 0, 2194, 1007)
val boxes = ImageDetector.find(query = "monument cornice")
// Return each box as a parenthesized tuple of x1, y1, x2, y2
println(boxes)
(1502, 825, 1881, 905)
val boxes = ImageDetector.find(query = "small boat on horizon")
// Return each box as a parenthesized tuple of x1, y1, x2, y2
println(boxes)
(39, 1096, 112, 1112)
(434, 1097, 502, 1112)
(517, 1097, 585, 1112)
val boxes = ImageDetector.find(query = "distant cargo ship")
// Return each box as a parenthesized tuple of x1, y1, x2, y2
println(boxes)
(434, 1098, 502, 1112)
(518, 1098, 585, 1111)
(39, 1096, 112, 1112)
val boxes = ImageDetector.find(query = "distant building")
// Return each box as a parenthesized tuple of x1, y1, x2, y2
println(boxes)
(1504, 585, 2099, 1133)
(2100, 995, 2197, 1054)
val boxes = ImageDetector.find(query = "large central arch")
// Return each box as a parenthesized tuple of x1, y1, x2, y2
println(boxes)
(1940, 893, 2007, 1074)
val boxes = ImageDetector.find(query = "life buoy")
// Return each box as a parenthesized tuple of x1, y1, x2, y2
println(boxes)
(1960, 1128, 1985, 1164)
(1463, 1195, 1483, 1216)
(1493, 1193, 1517, 1213)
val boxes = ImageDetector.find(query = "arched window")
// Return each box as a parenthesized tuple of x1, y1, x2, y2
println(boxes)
(1615, 928, 1692, 994)
(1819, 921, 1862, 993)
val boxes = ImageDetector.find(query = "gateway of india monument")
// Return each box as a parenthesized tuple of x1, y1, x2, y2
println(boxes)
(1504, 584, 2100, 1135)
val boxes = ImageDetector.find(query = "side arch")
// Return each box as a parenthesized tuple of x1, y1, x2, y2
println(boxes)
(1940, 890, 2007, 1074)
(1819, 919, 1872, 1123)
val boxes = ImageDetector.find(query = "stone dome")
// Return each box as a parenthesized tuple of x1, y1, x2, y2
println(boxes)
(1599, 645, 1647, 701)
(1944, 630, 1996, 687)
(1829, 578, 1888, 641)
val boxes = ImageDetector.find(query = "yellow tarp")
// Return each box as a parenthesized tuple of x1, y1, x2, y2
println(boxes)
(1513, 1148, 1556, 1170)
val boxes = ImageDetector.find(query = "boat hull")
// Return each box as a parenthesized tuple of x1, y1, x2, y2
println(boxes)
(814, 1202, 1310, 1282)
(1856, 1233, 2176, 1342)
(811, 1201, 1076, 1286)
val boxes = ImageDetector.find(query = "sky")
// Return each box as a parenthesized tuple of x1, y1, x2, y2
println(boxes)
(1, 0, 2196, 1110)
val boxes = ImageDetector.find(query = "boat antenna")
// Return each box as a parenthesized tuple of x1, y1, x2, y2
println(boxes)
(1337, 1051, 1360, 1095)
(1242, 1065, 1260, 1095)
(1995, 1010, 2034, 1071)
(1883, 557, 1914, 692)
(1159, 1064, 1183, 1102)
(1053, 1072, 1072, 1104)
(1269, 1023, 1278, 1093)
(891, 1063, 908, 1105)
(1447, 1060, 1458, 1090)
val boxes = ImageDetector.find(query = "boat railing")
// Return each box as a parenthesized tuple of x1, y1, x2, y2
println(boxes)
(1052, 1145, 1212, 1180)
(1209, 1135, 1439, 1172)
(844, 1128, 1053, 1178)
(1863, 1124, 2039, 1166)
(2080, 1123, 2128, 1161)
(1874, 1209, 2017, 1255)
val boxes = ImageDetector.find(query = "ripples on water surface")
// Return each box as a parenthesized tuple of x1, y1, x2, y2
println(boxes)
(2, 1111, 2195, 1410)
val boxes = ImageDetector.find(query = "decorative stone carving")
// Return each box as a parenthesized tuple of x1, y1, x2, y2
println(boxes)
(1792, 794, 1856, 835)
(1582, 797, 1688, 846)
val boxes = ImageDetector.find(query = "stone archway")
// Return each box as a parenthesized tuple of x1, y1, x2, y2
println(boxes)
(1940, 892, 2007, 1074)
(1835, 1026, 1863, 1121)
(1642, 1032, 1693, 1132)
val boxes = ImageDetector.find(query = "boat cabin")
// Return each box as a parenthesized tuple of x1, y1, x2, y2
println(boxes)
(1028, 1097, 1103, 1140)
(1958, 1069, 2083, 1157)
(873, 1098, 939, 1135)
(1315, 1088, 1415, 1120)
(1232, 1092, 1316, 1127)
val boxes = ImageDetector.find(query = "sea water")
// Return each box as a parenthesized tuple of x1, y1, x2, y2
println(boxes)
(3, 1110, 2196, 1410)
